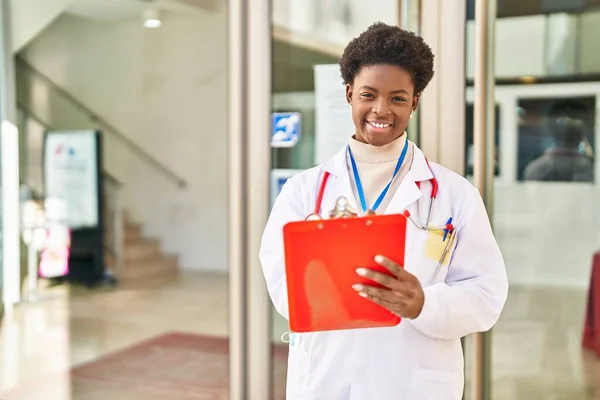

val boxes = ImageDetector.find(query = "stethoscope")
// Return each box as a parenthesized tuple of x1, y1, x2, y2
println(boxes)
(403, 172, 456, 284)
(309, 142, 450, 230)
(307, 142, 455, 283)
(401, 159, 453, 234)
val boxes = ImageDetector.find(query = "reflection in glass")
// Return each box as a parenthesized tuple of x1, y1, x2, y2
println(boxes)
(518, 97, 595, 182)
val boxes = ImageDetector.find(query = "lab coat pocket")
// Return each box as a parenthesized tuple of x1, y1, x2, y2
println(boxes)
(424, 229, 456, 267)
(286, 345, 312, 399)
(413, 229, 457, 286)
(409, 368, 462, 400)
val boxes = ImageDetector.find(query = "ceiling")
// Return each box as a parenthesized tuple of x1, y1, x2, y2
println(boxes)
(66, 0, 220, 21)
(62, 0, 340, 92)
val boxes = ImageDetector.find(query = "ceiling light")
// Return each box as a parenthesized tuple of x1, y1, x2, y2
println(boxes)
(143, 8, 162, 28)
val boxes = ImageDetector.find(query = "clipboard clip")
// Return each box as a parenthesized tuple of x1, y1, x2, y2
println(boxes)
(328, 197, 359, 219)
(305, 196, 363, 221)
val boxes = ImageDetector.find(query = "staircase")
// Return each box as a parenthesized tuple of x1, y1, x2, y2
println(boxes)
(15, 56, 185, 285)
(120, 219, 178, 281)
(103, 207, 178, 283)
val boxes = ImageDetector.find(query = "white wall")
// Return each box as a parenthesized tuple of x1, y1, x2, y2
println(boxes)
(19, 11, 228, 271)
(10, 0, 74, 53)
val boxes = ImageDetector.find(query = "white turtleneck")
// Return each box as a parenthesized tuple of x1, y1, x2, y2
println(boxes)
(347, 133, 413, 214)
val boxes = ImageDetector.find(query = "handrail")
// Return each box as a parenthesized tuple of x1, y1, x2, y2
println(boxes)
(103, 172, 124, 187)
(17, 100, 124, 189)
(15, 56, 187, 188)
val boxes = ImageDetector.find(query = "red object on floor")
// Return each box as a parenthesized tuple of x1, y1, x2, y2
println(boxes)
(2, 332, 290, 400)
(583, 253, 600, 355)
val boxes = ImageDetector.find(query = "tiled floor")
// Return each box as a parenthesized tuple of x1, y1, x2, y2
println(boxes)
(0, 271, 597, 399)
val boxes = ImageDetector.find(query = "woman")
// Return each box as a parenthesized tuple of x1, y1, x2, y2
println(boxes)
(260, 23, 508, 400)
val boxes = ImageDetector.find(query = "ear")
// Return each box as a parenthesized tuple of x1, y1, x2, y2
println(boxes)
(412, 92, 421, 113)
(345, 84, 353, 105)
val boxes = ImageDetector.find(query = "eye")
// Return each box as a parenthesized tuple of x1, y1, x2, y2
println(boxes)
(392, 96, 407, 102)
(360, 93, 374, 99)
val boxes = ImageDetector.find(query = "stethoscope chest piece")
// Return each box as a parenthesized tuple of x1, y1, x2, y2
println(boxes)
(328, 197, 358, 219)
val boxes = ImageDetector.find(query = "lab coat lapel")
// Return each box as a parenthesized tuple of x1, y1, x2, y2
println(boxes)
(384, 173, 423, 215)
(383, 145, 434, 215)
(322, 147, 360, 215)
(321, 143, 434, 216)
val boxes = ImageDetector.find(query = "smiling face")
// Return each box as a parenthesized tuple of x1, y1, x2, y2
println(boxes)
(346, 64, 420, 147)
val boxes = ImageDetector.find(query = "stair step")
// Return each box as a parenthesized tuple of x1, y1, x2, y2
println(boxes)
(125, 225, 142, 242)
(125, 240, 159, 261)
(105, 213, 178, 282)
(120, 256, 178, 281)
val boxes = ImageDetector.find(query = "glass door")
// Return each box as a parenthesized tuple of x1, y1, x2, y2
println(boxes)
(268, 1, 424, 396)
(269, 12, 344, 395)
(464, 1, 600, 397)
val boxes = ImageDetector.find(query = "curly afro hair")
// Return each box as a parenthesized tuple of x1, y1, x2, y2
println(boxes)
(339, 22, 435, 94)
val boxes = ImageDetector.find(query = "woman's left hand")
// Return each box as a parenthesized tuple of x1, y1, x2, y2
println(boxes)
(352, 255, 425, 319)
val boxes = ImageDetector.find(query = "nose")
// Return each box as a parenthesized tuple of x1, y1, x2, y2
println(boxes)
(373, 99, 391, 115)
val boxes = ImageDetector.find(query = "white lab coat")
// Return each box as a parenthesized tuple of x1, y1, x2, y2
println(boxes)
(259, 143, 509, 400)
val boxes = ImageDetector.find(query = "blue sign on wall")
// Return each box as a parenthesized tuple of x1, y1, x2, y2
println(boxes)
(277, 177, 288, 194)
(270, 169, 303, 208)
(271, 112, 301, 148)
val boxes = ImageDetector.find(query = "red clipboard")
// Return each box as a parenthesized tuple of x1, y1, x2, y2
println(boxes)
(282, 213, 407, 333)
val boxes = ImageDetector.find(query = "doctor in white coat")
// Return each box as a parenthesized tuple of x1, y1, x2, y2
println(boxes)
(260, 22, 509, 400)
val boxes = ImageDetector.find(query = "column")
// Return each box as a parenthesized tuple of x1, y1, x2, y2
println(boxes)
(399, 0, 422, 145)
(0, 0, 21, 312)
(228, 0, 272, 398)
(418, 0, 466, 174)
(472, 0, 496, 398)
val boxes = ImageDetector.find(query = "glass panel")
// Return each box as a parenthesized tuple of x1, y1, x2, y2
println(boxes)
(269, 1, 426, 396)
(3, 4, 231, 399)
(465, 104, 501, 177)
(491, 92, 597, 399)
(468, 0, 599, 19)
(466, 8, 600, 79)
(465, 1, 600, 398)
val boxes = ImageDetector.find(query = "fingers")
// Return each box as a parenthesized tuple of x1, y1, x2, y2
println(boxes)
(357, 290, 398, 311)
(355, 254, 413, 289)
(354, 256, 419, 299)
(356, 268, 398, 289)
(353, 281, 416, 302)
(353, 284, 415, 317)
(353, 282, 402, 301)
(374, 255, 406, 279)
(351, 256, 425, 319)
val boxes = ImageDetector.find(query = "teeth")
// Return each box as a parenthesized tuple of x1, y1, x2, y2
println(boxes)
(369, 122, 391, 128)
